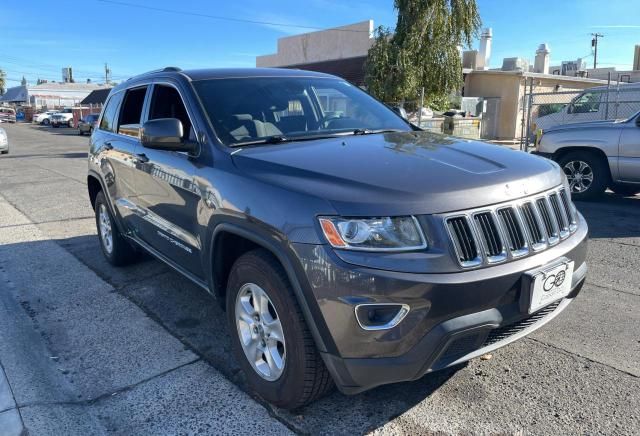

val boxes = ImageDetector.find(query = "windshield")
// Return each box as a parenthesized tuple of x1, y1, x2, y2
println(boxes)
(193, 77, 410, 146)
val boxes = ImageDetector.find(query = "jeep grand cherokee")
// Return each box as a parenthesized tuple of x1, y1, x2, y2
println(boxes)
(87, 67, 588, 409)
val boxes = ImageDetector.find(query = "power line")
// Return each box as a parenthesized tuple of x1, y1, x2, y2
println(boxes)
(95, 0, 369, 32)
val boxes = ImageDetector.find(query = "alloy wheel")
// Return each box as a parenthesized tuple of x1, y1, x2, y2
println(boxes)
(563, 160, 594, 194)
(235, 283, 286, 381)
(98, 204, 113, 254)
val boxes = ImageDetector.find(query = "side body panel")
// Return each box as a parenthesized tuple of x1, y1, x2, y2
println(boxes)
(617, 118, 640, 182)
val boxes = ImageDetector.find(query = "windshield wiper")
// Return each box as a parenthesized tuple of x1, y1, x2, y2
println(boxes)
(352, 128, 405, 135)
(232, 135, 289, 147)
(232, 132, 354, 147)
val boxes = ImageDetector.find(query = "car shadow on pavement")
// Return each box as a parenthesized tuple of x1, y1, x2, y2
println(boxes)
(576, 193, 640, 239)
(48, 233, 462, 434)
(0, 152, 88, 159)
(46, 129, 83, 137)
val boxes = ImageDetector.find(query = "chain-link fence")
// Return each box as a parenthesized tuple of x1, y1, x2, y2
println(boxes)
(521, 84, 640, 150)
(383, 96, 491, 140)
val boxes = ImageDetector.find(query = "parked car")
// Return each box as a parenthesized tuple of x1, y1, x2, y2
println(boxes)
(534, 82, 640, 133)
(534, 111, 640, 199)
(87, 67, 588, 409)
(0, 107, 16, 123)
(0, 127, 8, 154)
(78, 114, 99, 135)
(50, 110, 74, 128)
(34, 110, 58, 125)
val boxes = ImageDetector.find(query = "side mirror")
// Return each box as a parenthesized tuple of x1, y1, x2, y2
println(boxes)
(141, 118, 193, 152)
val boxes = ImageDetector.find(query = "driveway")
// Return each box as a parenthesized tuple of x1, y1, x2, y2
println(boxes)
(0, 124, 638, 435)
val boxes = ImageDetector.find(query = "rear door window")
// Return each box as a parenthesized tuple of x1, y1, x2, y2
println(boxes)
(99, 92, 124, 133)
(118, 86, 148, 137)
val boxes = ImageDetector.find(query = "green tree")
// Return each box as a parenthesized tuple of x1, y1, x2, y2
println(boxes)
(0, 69, 6, 95)
(365, 0, 481, 110)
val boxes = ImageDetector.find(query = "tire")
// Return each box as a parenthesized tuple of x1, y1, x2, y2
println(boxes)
(610, 183, 640, 197)
(557, 151, 610, 201)
(42, 119, 50, 126)
(226, 249, 333, 409)
(94, 191, 139, 266)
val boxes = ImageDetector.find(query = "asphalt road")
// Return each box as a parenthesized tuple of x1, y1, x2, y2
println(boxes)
(0, 123, 638, 435)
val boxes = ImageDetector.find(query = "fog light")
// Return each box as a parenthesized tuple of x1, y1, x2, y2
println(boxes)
(354, 303, 410, 331)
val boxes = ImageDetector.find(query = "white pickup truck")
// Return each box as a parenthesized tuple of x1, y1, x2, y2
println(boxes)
(534, 111, 640, 200)
(50, 108, 74, 128)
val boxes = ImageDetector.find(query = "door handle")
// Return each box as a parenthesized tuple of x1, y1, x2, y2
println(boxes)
(103, 141, 113, 150)
(136, 153, 149, 163)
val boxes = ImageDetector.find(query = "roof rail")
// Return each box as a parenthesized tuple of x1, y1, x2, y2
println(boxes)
(125, 66, 183, 81)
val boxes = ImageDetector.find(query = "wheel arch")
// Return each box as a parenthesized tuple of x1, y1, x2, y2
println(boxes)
(87, 173, 103, 210)
(554, 146, 614, 179)
(207, 221, 332, 354)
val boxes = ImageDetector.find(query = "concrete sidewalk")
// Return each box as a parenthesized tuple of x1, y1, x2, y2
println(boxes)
(0, 196, 291, 435)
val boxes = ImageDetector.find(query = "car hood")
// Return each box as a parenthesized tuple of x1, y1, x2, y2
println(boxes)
(231, 131, 562, 216)
(545, 119, 625, 133)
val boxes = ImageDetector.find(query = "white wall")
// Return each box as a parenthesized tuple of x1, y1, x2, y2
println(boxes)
(256, 20, 374, 67)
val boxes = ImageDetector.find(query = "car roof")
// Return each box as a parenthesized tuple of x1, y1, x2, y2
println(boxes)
(114, 67, 340, 91)
(181, 68, 338, 81)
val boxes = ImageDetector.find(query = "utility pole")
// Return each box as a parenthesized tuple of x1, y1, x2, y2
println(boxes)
(591, 33, 604, 69)
(104, 63, 111, 85)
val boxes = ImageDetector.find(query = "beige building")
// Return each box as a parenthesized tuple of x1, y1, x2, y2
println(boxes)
(463, 69, 611, 140)
(256, 21, 374, 85)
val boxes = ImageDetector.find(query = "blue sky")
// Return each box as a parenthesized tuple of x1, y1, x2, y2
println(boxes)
(1, 0, 639, 86)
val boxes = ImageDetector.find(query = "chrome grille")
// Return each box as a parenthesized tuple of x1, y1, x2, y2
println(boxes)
(444, 186, 579, 268)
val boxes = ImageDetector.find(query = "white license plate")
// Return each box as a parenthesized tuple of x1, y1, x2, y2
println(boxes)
(528, 260, 574, 314)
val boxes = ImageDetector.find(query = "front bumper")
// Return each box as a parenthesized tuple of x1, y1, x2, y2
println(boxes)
(291, 213, 588, 394)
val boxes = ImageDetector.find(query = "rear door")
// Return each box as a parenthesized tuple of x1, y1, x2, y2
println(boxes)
(132, 82, 204, 278)
(94, 86, 149, 231)
(618, 115, 640, 182)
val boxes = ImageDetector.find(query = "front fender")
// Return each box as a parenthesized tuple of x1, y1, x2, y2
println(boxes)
(205, 218, 336, 354)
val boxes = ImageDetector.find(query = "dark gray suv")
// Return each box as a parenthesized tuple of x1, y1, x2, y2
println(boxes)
(87, 67, 588, 409)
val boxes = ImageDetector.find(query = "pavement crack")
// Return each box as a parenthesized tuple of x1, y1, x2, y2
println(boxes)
(586, 281, 639, 298)
(525, 337, 639, 378)
(15, 358, 202, 411)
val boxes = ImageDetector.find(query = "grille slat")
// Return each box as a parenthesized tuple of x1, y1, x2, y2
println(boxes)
(474, 212, 503, 258)
(559, 189, 576, 226)
(521, 202, 544, 244)
(444, 187, 579, 268)
(447, 217, 479, 264)
(498, 207, 526, 251)
(549, 193, 568, 233)
(536, 198, 557, 239)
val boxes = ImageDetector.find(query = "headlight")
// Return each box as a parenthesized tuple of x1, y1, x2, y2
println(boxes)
(318, 216, 427, 251)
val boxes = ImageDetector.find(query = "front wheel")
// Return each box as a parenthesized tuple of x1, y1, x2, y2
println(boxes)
(557, 151, 610, 201)
(226, 249, 333, 409)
